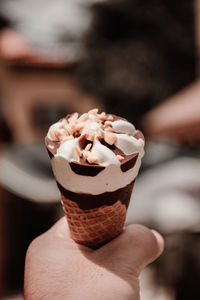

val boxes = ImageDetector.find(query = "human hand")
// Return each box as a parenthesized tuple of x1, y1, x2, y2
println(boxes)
(24, 217, 164, 300)
(142, 80, 200, 145)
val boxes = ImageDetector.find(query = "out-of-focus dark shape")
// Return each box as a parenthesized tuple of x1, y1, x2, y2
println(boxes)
(195, 0, 200, 74)
(155, 232, 200, 300)
(76, 0, 195, 128)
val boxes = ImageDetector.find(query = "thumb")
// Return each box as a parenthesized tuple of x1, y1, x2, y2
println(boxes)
(96, 224, 164, 277)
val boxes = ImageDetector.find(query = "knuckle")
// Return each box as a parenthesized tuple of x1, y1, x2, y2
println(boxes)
(26, 235, 42, 261)
(125, 224, 152, 242)
(125, 224, 160, 259)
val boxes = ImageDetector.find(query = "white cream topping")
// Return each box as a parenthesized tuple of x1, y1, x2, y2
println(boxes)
(88, 113, 96, 120)
(56, 138, 80, 162)
(91, 138, 119, 166)
(89, 122, 100, 131)
(115, 134, 143, 155)
(47, 110, 145, 194)
(47, 121, 64, 140)
(51, 154, 142, 195)
(112, 119, 136, 135)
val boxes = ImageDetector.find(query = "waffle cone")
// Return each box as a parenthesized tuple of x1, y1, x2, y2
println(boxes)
(59, 181, 135, 249)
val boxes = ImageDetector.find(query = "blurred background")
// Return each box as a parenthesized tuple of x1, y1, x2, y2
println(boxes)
(0, 0, 199, 299)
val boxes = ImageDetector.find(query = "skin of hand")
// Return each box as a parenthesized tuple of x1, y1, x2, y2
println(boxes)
(24, 217, 164, 300)
(142, 80, 200, 145)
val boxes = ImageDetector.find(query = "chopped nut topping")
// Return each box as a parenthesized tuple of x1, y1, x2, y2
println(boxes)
(85, 143, 92, 151)
(97, 128, 104, 138)
(75, 145, 82, 157)
(48, 109, 134, 165)
(75, 122, 84, 131)
(64, 124, 73, 135)
(50, 130, 57, 141)
(59, 119, 67, 129)
(105, 127, 113, 132)
(82, 150, 90, 159)
(107, 115, 114, 121)
(88, 108, 98, 115)
(139, 138, 145, 147)
(61, 136, 74, 143)
(49, 110, 117, 147)
(70, 123, 76, 133)
(117, 155, 124, 161)
(87, 153, 98, 164)
(50, 130, 62, 141)
(78, 113, 88, 122)
(99, 112, 106, 120)
(68, 112, 78, 122)
(104, 132, 116, 145)
(104, 121, 112, 128)
(85, 129, 95, 141)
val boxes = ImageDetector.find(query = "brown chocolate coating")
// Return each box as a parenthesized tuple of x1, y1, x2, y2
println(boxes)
(69, 162, 105, 176)
(120, 153, 138, 172)
(58, 180, 135, 210)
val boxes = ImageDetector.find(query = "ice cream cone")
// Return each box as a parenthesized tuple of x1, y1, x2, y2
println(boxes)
(45, 109, 144, 248)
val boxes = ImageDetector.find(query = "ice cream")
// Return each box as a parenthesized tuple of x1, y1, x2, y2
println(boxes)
(45, 108, 145, 248)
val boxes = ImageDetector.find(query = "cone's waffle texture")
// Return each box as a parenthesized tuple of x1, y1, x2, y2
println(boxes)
(61, 192, 130, 249)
